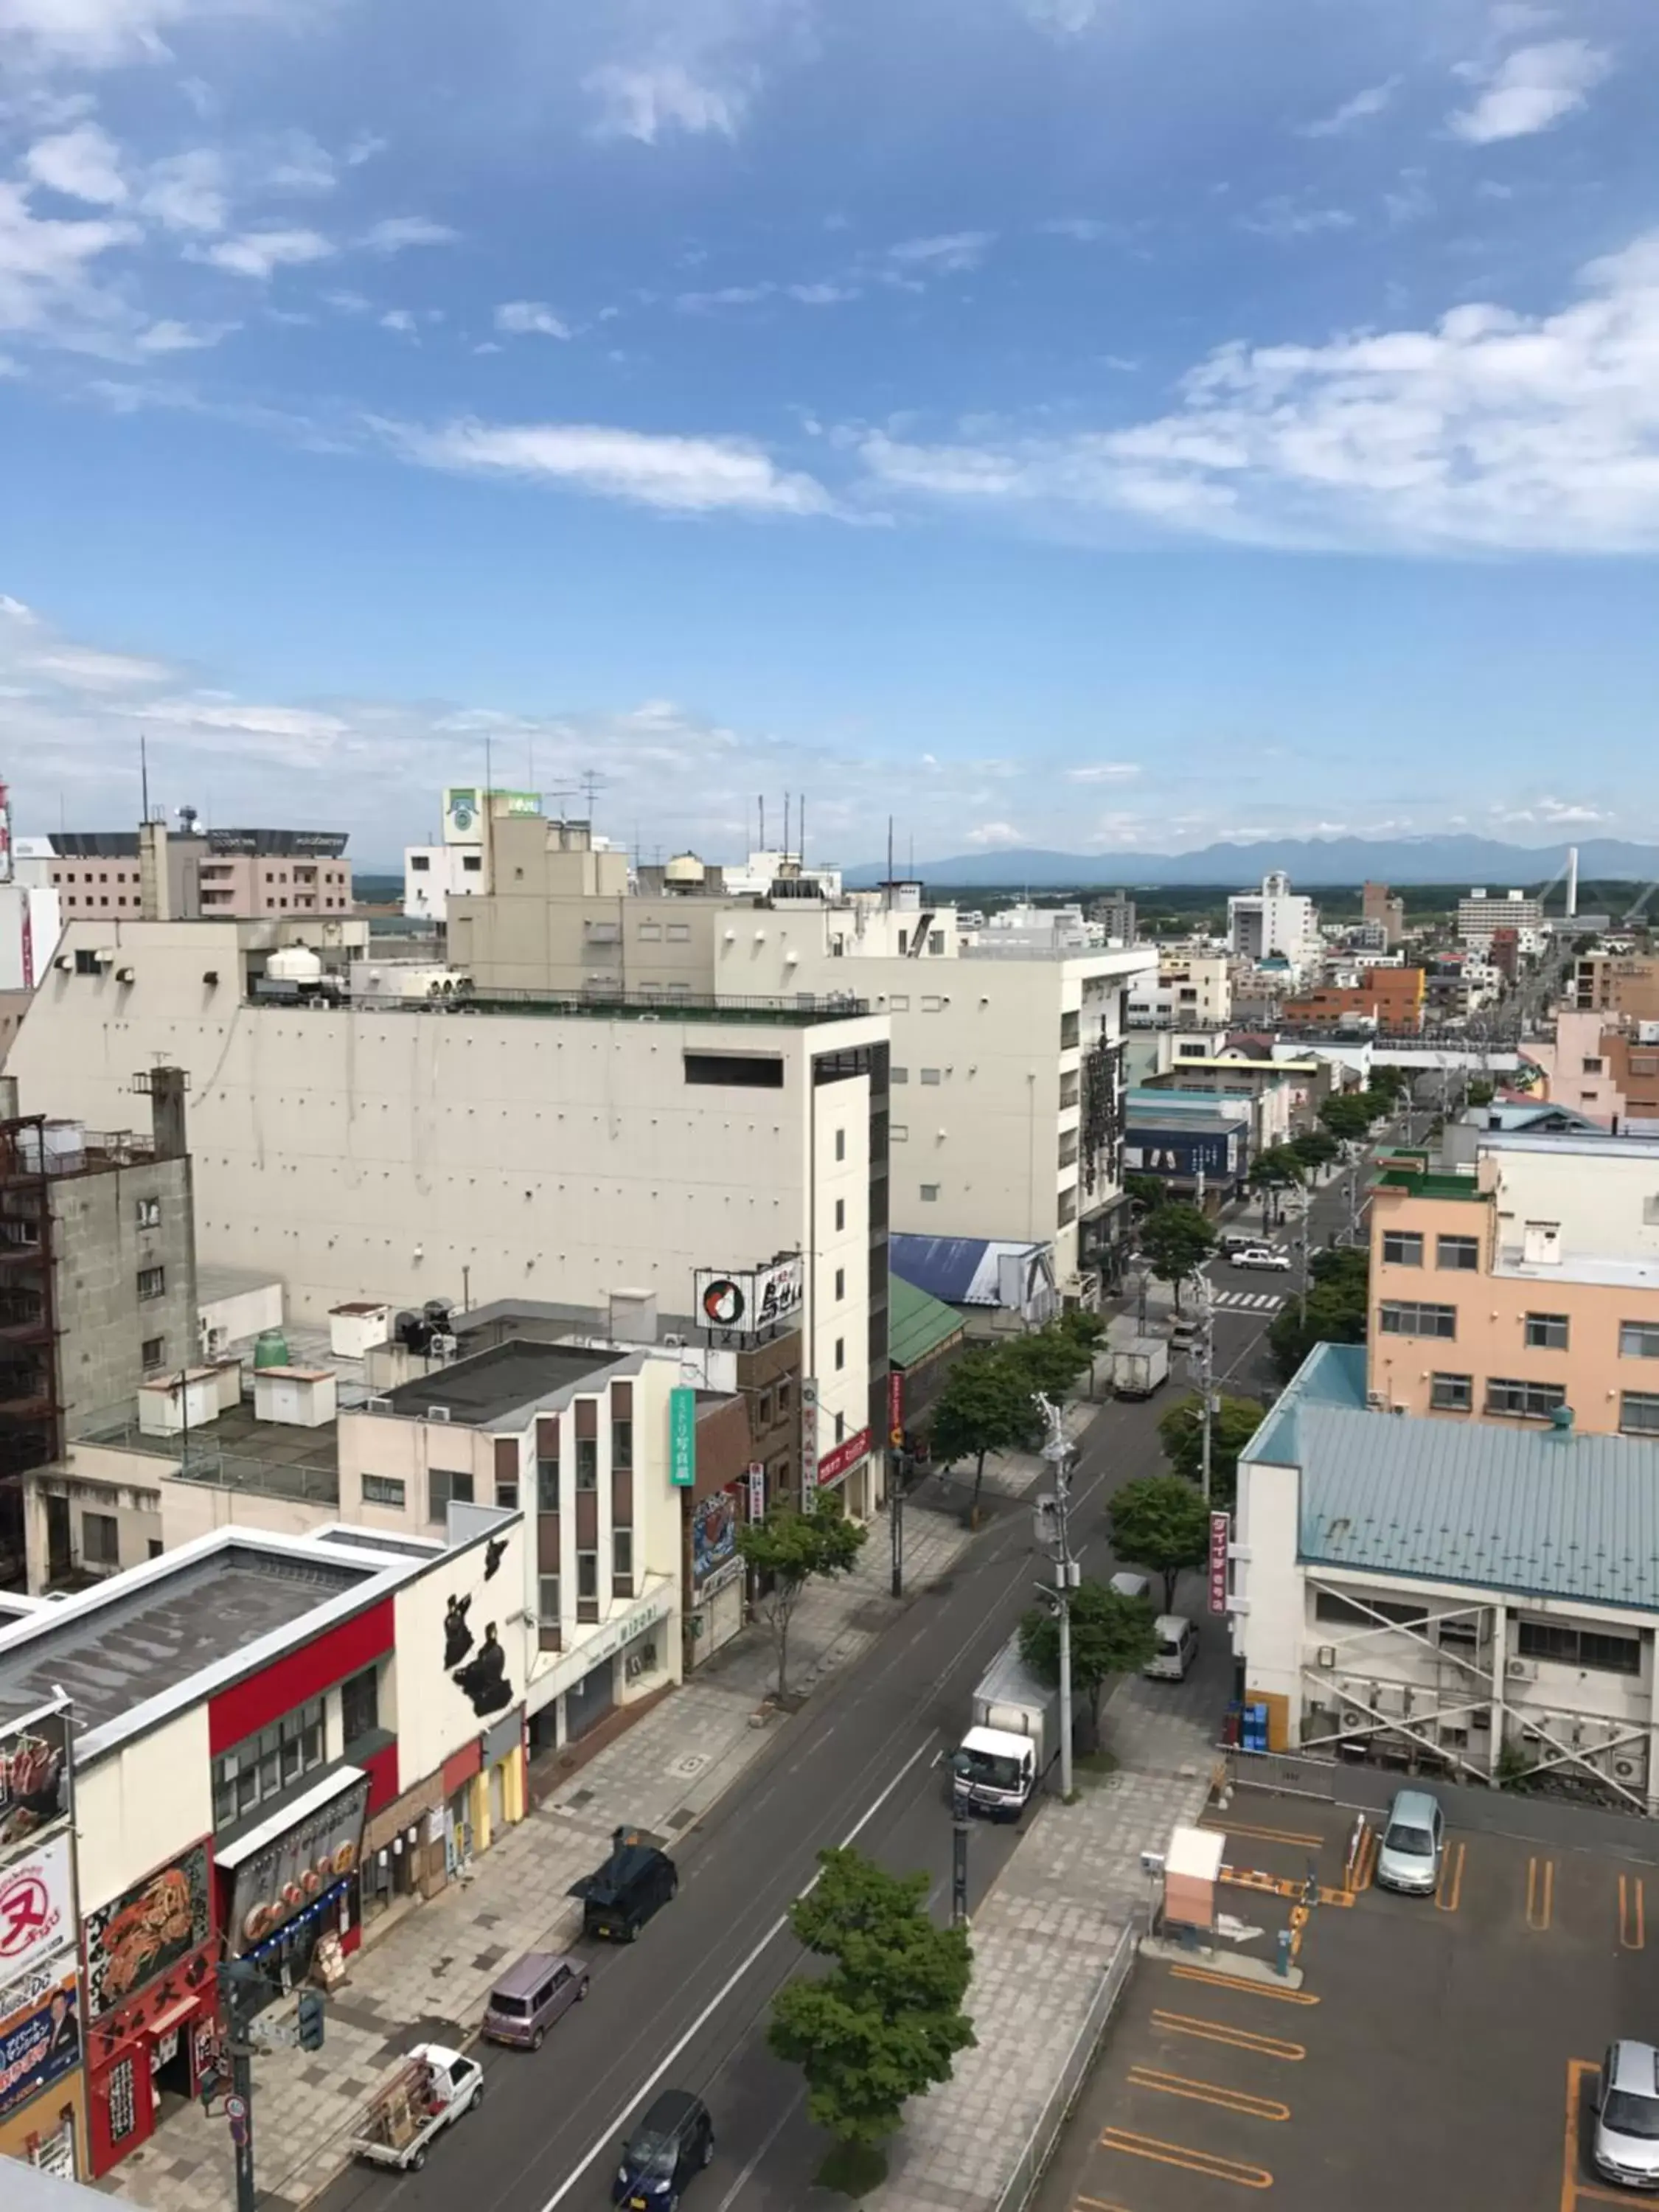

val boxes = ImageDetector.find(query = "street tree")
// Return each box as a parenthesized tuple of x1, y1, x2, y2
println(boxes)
(1125, 1173, 1166, 1213)
(1156, 1390, 1266, 1509)
(1267, 1248, 1370, 1382)
(1367, 1063, 1408, 1106)
(1319, 1092, 1377, 1144)
(1018, 1579, 1158, 1748)
(769, 1847, 975, 2181)
(930, 1348, 1044, 1528)
(1137, 1202, 1215, 1311)
(1290, 1127, 1339, 1174)
(1247, 1145, 1304, 1225)
(1001, 1320, 1092, 1402)
(737, 1501, 866, 1705)
(1108, 1474, 1211, 1610)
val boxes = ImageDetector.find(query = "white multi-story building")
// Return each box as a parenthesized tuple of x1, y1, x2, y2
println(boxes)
(1127, 948, 1232, 1030)
(1458, 887, 1544, 950)
(1227, 870, 1323, 981)
(447, 826, 1155, 1294)
(8, 915, 889, 1519)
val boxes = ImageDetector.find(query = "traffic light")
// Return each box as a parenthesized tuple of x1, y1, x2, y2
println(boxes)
(296, 1990, 325, 2052)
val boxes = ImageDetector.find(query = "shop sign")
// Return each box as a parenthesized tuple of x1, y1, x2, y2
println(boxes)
(0, 1705, 69, 1855)
(800, 1377, 818, 1492)
(0, 1968, 80, 2121)
(84, 1846, 211, 2020)
(888, 1370, 904, 1450)
(816, 1427, 871, 1490)
(693, 1258, 802, 1338)
(1208, 1512, 1231, 1616)
(745, 1462, 765, 1521)
(692, 1487, 740, 1595)
(229, 1777, 369, 1956)
(0, 1836, 71, 1980)
(0, 1951, 72, 2028)
(669, 1387, 698, 1489)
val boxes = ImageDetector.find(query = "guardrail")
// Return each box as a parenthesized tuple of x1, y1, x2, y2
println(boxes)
(993, 1914, 1140, 2212)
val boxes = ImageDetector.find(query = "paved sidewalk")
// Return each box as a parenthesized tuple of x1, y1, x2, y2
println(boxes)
(863, 1663, 1218, 2212)
(104, 1416, 1090, 2212)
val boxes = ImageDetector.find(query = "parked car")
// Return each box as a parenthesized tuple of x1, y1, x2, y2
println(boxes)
(1593, 2042, 1659, 2190)
(1374, 1788, 1444, 1895)
(574, 1826, 678, 1943)
(1230, 1245, 1292, 1272)
(1218, 1233, 1257, 1258)
(349, 2045, 482, 2173)
(481, 1951, 588, 2049)
(613, 2090, 715, 2207)
(1144, 1615, 1198, 1682)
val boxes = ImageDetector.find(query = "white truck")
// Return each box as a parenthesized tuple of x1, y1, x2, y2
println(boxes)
(950, 1633, 1062, 1821)
(1109, 1335, 1170, 1399)
(349, 2045, 483, 2173)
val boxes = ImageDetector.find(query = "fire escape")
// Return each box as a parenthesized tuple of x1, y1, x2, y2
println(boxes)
(0, 1117, 62, 1588)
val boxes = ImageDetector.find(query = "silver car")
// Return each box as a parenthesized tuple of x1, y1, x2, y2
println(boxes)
(1594, 2042, 1659, 2190)
(1373, 1788, 1444, 1895)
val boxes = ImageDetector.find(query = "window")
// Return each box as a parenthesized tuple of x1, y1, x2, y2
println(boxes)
(1620, 1392, 1659, 1436)
(920, 1182, 940, 1202)
(577, 1551, 599, 1599)
(363, 1474, 406, 1508)
(613, 1529, 634, 1587)
(1380, 1301, 1457, 1340)
(141, 1336, 164, 1371)
(1382, 1231, 1423, 1267)
(612, 1419, 633, 1470)
(888, 993, 910, 1012)
(890, 1067, 908, 1084)
(74, 947, 100, 975)
(462, 854, 482, 873)
(1436, 1236, 1480, 1272)
(1517, 1619, 1639, 1674)
(212, 1698, 325, 1829)
(666, 922, 691, 942)
(1621, 1322, 1659, 1360)
(835, 1198, 846, 1232)
(135, 1195, 161, 1229)
(891, 1124, 908, 1141)
(496, 1472, 519, 1509)
(638, 921, 661, 940)
(835, 1267, 845, 1300)
(921, 995, 943, 1013)
(428, 1465, 474, 1518)
(1429, 1372, 1472, 1411)
(928, 931, 945, 955)
(835, 1129, 846, 1161)
(575, 1439, 599, 1490)
(834, 1337, 845, 1370)
(835, 1410, 845, 1442)
(82, 1512, 119, 1568)
(1484, 1377, 1567, 1420)
(1525, 1312, 1570, 1351)
(341, 1666, 379, 1745)
(411, 854, 430, 872)
(136, 1265, 166, 1301)
(757, 1390, 773, 1427)
(920, 1068, 942, 1085)
(777, 1377, 792, 1416)
(538, 1575, 560, 1623)
(684, 1053, 784, 1088)
(1313, 1590, 1427, 1629)
(1583, 1057, 1604, 1074)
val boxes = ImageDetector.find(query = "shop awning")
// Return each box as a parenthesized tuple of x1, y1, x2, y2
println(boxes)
(215, 1764, 366, 1871)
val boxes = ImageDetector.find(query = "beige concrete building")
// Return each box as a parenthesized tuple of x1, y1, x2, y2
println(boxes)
(1126, 948, 1232, 1031)
(21, 826, 352, 920)
(1368, 1133, 1659, 1434)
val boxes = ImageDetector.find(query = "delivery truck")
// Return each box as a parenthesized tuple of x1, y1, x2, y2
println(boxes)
(1109, 1335, 1170, 1399)
(950, 1632, 1062, 1820)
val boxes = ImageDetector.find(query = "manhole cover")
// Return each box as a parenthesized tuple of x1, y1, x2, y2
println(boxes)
(670, 1753, 710, 1779)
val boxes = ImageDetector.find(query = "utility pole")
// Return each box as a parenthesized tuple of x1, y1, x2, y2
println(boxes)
(1036, 1394, 1079, 1802)
(219, 1957, 274, 2212)
(1195, 1269, 1216, 1504)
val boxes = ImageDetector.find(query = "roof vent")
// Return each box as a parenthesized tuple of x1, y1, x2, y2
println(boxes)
(1551, 1402, 1574, 1437)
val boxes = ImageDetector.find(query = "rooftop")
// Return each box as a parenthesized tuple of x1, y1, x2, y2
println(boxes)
(385, 1338, 630, 1425)
(246, 984, 874, 1027)
(0, 1543, 372, 1738)
(888, 1273, 967, 1370)
(888, 1234, 1051, 1310)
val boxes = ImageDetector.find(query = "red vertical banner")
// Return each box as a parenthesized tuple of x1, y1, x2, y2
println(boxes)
(887, 1369, 904, 1449)
(1208, 1512, 1231, 1615)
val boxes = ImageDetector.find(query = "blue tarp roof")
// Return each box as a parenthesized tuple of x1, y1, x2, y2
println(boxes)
(888, 1234, 1048, 1308)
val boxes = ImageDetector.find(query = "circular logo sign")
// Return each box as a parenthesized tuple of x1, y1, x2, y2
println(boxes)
(700, 1277, 746, 1326)
(450, 800, 475, 832)
(226, 2095, 248, 2123)
(0, 1871, 53, 1955)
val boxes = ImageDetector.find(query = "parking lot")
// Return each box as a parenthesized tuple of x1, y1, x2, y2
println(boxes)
(1034, 1790, 1659, 2212)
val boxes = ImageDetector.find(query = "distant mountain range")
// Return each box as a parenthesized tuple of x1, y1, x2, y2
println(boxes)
(841, 835, 1659, 891)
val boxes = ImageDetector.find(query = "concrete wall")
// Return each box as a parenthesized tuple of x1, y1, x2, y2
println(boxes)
(389, 1515, 527, 1795)
(52, 1155, 196, 1436)
(75, 1703, 213, 1914)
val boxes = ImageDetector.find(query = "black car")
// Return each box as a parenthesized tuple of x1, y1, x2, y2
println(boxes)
(573, 1826, 678, 1943)
(613, 2090, 714, 2208)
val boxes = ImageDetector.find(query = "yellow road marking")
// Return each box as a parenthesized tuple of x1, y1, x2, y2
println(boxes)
(1351, 1826, 1377, 1893)
(1126, 2066, 1291, 2121)
(1527, 1856, 1555, 1933)
(1167, 1965, 1320, 2006)
(1100, 2128, 1273, 2189)
(1562, 2056, 1632, 2212)
(1201, 1817, 1326, 1849)
(1434, 1840, 1465, 1913)
(1152, 2010, 1305, 2061)
(1619, 1873, 1646, 1951)
(1074, 2199, 1135, 2212)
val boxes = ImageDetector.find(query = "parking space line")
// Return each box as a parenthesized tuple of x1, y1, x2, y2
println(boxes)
(1125, 2067, 1291, 2121)
(1351, 1826, 1377, 1893)
(1201, 1818, 1326, 1849)
(1167, 1966, 1321, 2006)
(1151, 2011, 1305, 2062)
(1565, 2056, 1600, 2212)
(1434, 1840, 1466, 1913)
(1526, 1855, 1555, 1932)
(1618, 1873, 1646, 1950)
(1099, 2129, 1274, 2189)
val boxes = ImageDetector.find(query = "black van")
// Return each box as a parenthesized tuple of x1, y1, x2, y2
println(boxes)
(573, 1827, 678, 1943)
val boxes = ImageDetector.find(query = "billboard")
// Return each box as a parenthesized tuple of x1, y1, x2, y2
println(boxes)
(692, 1489, 740, 1594)
(228, 1776, 369, 1955)
(799, 1377, 819, 1493)
(816, 1428, 871, 1490)
(669, 1388, 698, 1489)
(0, 1969, 80, 2122)
(695, 1258, 803, 1339)
(443, 787, 540, 844)
(83, 1846, 212, 2018)
(0, 1707, 69, 1856)
(1208, 1512, 1231, 1616)
(0, 1837, 71, 1984)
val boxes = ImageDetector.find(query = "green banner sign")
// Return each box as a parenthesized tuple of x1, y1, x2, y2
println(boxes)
(669, 1386, 697, 1489)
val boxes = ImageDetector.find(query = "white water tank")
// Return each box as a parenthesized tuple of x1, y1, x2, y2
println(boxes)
(665, 852, 706, 887)
(267, 945, 324, 984)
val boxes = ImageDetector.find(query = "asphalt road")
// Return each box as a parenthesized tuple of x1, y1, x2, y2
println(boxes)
(310, 1190, 1346, 2212)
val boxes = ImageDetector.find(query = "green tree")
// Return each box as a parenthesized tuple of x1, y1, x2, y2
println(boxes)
(1247, 1144, 1304, 1225)
(1467, 1077, 1495, 1107)
(1290, 1127, 1339, 1174)
(1156, 1391, 1265, 1510)
(1137, 1202, 1215, 1311)
(737, 1502, 867, 1704)
(1320, 1092, 1378, 1144)
(1018, 1579, 1158, 1747)
(1267, 1265, 1369, 1382)
(1108, 1474, 1211, 1610)
(1125, 1173, 1166, 1213)
(1001, 1320, 1092, 1401)
(930, 1348, 1044, 1528)
(1367, 1063, 1408, 1105)
(769, 1847, 975, 2170)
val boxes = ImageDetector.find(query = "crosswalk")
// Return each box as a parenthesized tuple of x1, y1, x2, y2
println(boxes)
(1211, 1288, 1284, 1313)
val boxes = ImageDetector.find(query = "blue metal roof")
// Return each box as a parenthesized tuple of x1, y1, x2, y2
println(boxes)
(888, 1234, 1048, 1307)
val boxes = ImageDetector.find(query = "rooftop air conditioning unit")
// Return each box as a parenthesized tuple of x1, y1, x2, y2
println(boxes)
(661, 1333, 685, 1349)
(425, 1405, 451, 1423)
(1366, 1391, 1387, 1410)
(1614, 1754, 1646, 1783)
(366, 1395, 392, 1413)
(431, 1333, 457, 1358)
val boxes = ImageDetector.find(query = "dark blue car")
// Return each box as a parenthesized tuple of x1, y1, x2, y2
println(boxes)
(613, 2090, 714, 2210)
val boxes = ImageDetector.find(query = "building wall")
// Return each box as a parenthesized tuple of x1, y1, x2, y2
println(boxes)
(403, 844, 487, 922)
(1524, 1009, 1623, 1127)
(389, 1517, 526, 1796)
(74, 1705, 213, 1915)
(51, 1157, 196, 1437)
(1575, 956, 1659, 1023)
(1604, 1031, 1659, 1129)
(196, 855, 352, 917)
(21, 1464, 161, 1592)
(1282, 967, 1425, 1032)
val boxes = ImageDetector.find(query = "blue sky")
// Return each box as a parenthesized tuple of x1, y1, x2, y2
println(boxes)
(2, 0, 1657, 869)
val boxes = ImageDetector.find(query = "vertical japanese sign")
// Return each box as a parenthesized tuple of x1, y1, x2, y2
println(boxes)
(1208, 1511, 1231, 1616)
(887, 1370, 904, 1450)
(669, 1387, 697, 1489)
(799, 1377, 819, 1495)
(745, 1462, 765, 1520)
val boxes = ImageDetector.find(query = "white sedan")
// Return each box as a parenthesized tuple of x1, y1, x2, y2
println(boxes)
(1230, 1245, 1293, 1271)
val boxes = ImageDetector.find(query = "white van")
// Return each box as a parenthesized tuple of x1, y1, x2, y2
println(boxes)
(1144, 1615, 1199, 1681)
(1109, 1572, 1152, 1604)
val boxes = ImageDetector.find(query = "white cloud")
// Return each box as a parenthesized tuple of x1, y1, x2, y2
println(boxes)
(886, 231, 995, 275)
(1066, 762, 1141, 783)
(139, 149, 227, 233)
(134, 316, 233, 352)
(1449, 40, 1611, 145)
(963, 821, 1028, 847)
(25, 122, 127, 206)
(494, 300, 571, 339)
(1016, 0, 1099, 36)
(1239, 198, 1356, 241)
(1038, 218, 1109, 243)
(0, 0, 201, 66)
(851, 228, 1659, 555)
(361, 215, 458, 253)
(1299, 78, 1399, 139)
(260, 129, 335, 196)
(29, 641, 172, 687)
(585, 60, 748, 143)
(382, 417, 836, 516)
(379, 307, 414, 334)
(200, 226, 333, 279)
(345, 131, 387, 167)
(0, 178, 137, 339)
(787, 281, 858, 305)
(133, 696, 349, 743)
(677, 282, 773, 311)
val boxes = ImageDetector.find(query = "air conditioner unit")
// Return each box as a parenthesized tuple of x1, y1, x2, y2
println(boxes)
(1340, 1708, 1369, 1733)
(54, 954, 72, 973)
(1315, 1644, 1336, 1669)
(661, 1333, 685, 1349)
(116, 966, 136, 984)
(366, 1395, 392, 1413)
(1614, 1753, 1646, 1784)
(1366, 1391, 1387, 1410)
(425, 1405, 451, 1423)
(1506, 1655, 1537, 1682)
(431, 1333, 458, 1357)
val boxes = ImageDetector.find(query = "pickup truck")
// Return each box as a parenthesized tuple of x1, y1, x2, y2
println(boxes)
(349, 2045, 483, 2173)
